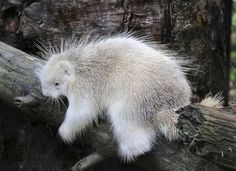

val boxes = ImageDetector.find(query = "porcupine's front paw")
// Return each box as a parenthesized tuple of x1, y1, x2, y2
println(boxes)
(58, 122, 76, 143)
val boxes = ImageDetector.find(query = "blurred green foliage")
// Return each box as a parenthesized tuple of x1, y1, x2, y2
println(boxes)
(231, 0, 236, 84)
(231, 68, 236, 82)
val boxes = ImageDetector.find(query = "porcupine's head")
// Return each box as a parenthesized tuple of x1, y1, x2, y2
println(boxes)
(37, 54, 75, 99)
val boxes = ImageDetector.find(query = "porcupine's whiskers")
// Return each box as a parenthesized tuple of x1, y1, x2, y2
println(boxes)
(45, 97, 53, 112)
(58, 96, 68, 110)
(47, 97, 59, 112)
(56, 98, 61, 112)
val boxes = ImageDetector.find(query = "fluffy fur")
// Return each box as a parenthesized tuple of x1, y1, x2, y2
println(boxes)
(37, 34, 192, 161)
(200, 93, 223, 108)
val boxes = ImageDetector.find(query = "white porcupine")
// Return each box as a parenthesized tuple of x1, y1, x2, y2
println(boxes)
(37, 34, 222, 161)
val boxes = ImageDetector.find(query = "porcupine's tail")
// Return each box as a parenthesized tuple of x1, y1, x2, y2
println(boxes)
(200, 93, 224, 108)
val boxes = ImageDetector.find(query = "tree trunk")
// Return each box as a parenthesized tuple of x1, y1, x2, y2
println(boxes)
(0, 41, 236, 171)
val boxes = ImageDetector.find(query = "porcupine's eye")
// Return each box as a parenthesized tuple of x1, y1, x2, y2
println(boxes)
(55, 83, 59, 86)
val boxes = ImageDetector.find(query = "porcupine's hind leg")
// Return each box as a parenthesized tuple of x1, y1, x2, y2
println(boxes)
(154, 110, 179, 141)
(108, 100, 156, 161)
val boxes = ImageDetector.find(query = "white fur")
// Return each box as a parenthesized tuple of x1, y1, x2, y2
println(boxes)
(37, 34, 192, 161)
(200, 93, 223, 108)
(108, 99, 156, 161)
(58, 95, 97, 142)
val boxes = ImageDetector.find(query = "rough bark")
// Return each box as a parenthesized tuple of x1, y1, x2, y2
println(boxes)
(0, 41, 236, 171)
(0, 0, 230, 104)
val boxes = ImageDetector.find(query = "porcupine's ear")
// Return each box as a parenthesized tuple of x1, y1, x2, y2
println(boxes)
(59, 61, 74, 77)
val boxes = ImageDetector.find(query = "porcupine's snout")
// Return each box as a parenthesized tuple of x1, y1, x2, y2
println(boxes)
(41, 86, 58, 99)
(41, 86, 50, 97)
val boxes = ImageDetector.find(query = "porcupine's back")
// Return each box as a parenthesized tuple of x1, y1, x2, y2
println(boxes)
(71, 35, 192, 121)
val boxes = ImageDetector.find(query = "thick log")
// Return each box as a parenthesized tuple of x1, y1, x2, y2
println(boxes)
(0, 42, 235, 171)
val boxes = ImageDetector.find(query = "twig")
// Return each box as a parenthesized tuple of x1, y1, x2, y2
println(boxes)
(71, 152, 105, 171)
